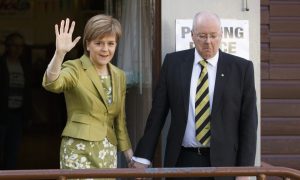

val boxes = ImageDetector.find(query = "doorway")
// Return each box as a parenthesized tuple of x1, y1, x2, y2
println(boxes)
(0, 0, 160, 169)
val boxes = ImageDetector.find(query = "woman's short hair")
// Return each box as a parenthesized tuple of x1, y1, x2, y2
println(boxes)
(83, 14, 122, 56)
(4, 32, 24, 47)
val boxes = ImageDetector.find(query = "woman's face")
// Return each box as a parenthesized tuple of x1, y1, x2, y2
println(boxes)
(87, 34, 117, 69)
(7, 36, 24, 59)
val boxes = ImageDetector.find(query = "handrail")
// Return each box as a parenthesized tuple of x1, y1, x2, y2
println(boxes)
(0, 166, 300, 179)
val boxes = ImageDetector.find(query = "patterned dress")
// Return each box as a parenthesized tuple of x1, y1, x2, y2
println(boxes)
(60, 75, 116, 180)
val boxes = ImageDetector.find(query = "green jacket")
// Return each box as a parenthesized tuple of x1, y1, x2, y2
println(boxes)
(42, 55, 131, 151)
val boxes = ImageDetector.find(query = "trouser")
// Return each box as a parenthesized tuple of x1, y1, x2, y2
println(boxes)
(0, 109, 23, 170)
(166, 146, 235, 180)
(166, 146, 213, 180)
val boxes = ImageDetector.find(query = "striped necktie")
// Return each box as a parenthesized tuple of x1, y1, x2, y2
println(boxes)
(195, 60, 211, 146)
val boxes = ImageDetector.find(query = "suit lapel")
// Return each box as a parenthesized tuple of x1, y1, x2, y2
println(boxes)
(180, 50, 194, 118)
(80, 55, 109, 109)
(211, 51, 229, 118)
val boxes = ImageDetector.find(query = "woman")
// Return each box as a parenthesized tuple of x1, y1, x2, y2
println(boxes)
(0, 32, 31, 169)
(42, 15, 133, 175)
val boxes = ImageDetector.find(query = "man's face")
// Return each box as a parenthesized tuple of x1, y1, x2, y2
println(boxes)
(192, 20, 222, 59)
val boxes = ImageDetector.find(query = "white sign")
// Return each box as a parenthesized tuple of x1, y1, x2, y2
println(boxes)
(176, 19, 249, 59)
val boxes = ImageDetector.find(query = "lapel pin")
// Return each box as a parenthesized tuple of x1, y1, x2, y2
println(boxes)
(221, 73, 224, 77)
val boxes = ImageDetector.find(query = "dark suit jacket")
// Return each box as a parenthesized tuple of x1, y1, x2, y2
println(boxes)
(135, 49, 258, 177)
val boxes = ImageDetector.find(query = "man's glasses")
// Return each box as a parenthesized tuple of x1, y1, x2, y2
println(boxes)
(194, 33, 220, 41)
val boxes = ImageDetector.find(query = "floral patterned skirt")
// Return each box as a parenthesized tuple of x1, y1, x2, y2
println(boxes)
(60, 136, 117, 180)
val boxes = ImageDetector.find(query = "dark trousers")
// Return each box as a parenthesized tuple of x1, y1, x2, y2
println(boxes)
(166, 147, 213, 180)
(0, 109, 23, 170)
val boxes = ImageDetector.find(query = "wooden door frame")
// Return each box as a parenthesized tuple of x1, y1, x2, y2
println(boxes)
(151, 0, 163, 168)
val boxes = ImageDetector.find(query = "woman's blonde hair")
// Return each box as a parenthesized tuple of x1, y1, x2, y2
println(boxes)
(83, 14, 122, 56)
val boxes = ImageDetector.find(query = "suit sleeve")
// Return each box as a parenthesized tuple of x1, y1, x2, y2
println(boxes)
(115, 72, 132, 151)
(134, 54, 171, 161)
(42, 60, 79, 93)
(237, 61, 258, 166)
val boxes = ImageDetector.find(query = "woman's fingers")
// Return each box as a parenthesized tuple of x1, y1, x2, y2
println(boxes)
(56, 18, 75, 36)
(64, 18, 70, 33)
(73, 36, 81, 45)
(60, 19, 64, 34)
(69, 21, 76, 35)
(57, 18, 75, 35)
(55, 18, 79, 52)
(54, 24, 59, 36)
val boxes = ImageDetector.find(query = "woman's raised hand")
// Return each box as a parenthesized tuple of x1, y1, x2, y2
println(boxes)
(55, 18, 81, 55)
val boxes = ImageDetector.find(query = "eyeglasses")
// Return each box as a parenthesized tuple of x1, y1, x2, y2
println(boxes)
(194, 33, 220, 41)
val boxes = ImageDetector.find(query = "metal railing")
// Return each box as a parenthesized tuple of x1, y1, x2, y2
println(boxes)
(0, 166, 300, 180)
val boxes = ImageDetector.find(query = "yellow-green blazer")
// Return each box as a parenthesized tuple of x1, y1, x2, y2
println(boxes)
(42, 55, 131, 151)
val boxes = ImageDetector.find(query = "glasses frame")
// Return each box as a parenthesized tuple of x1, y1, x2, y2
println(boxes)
(193, 32, 222, 42)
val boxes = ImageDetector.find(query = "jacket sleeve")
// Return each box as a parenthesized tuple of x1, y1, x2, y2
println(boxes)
(42, 60, 79, 93)
(237, 61, 258, 166)
(115, 72, 132, 151)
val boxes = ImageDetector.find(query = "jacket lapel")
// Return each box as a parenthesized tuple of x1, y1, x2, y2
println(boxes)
(80, 55, 109, 108)
(211, 51, 229, 118)
(180, 49, 195, 119)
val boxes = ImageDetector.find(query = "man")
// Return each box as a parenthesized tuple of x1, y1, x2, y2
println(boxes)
(131, 11, 258, 180)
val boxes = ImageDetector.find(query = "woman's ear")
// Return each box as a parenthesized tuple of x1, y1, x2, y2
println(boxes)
(86, 40, 90, 51)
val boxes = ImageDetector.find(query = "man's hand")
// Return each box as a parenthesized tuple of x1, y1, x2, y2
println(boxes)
(128, 160, 150, 180)
(129, 159, 149, 168)
(236, 176, 250, 180)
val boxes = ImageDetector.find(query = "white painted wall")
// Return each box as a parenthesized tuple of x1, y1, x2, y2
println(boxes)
(161, 0, 261, 167)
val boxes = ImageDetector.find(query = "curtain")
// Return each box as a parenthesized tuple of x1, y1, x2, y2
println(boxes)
(117, 0, 152, 93)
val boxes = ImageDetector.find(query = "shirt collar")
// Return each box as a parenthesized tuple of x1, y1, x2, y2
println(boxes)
(194, 49, 219, 67)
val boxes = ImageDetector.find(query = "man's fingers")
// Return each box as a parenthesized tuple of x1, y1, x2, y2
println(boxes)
(132, 162, 148, 168)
